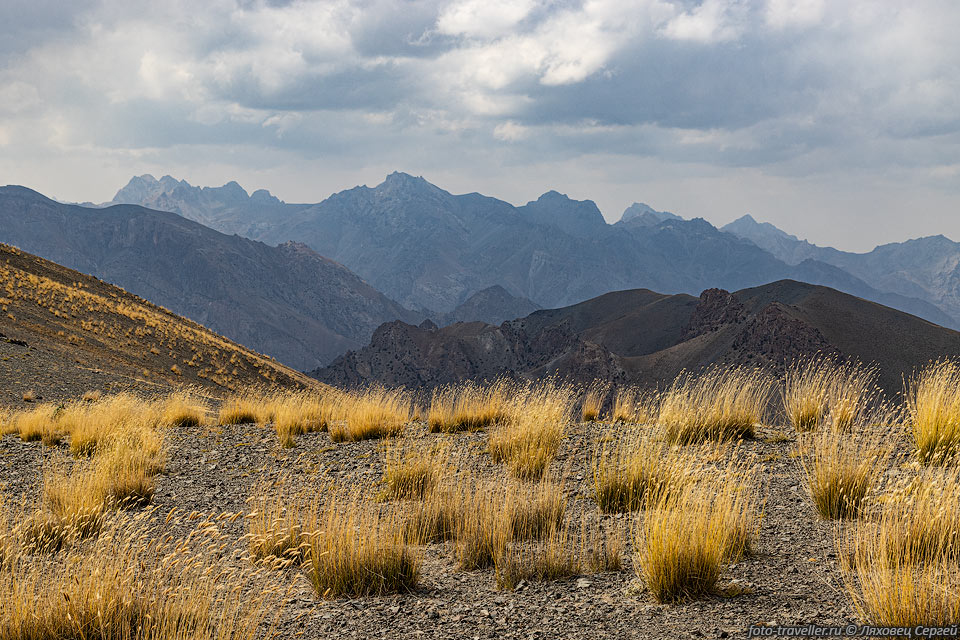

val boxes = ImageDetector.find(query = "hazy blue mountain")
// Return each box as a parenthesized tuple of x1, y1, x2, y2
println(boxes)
(618, 202, 681, 225)
(110, 174, 297, 239)
(108, 172, 957, 328)
(723, 214, 960, 324)
(0, 186, 420, 370)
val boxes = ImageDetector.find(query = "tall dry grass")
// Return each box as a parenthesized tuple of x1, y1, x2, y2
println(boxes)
(611, 387, 659, 424)
(828, 361, 879, 432)
(381, 440, 449, 500)
(907, 359, 960, 464)
(304, 493, 419, 598)
(591, 429, 699, 513)
(634, 464, 760, 602)
(0, 509, 277, 639)
(329, 387, 411, 442)
(799, 427, 891, 520)
(580, 381, 609, 422)
(488, 381, 574, 479)
(658, 367, 773, 444)
(427, 380, 513, 433)
(841, 468, 960, 625)
(783, 356, 836, 431)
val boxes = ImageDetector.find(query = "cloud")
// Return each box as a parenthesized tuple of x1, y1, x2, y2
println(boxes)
(0, 0, 959, 250)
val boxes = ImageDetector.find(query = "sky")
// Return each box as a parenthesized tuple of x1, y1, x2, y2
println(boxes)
(1, 0, 959, 251)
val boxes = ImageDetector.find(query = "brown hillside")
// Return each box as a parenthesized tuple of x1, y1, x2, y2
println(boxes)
(0, 243, 315, 405)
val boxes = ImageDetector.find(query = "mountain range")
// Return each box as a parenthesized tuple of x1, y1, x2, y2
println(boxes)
(108, 173, 957, 330)
(314, 280, 960, 395)
(2, 171, 959, 375)
(0, 186, 419, 371)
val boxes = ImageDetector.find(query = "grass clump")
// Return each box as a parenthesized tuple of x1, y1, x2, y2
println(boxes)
(427, 380, 513, 433)
(8, 403, 62, 445)
(841, 469, 960, 625)
(218, 391, 266, 426)
(329, 387, 411, 442)
(799, 428, 890, 520)
(247, 486, 309, 563)
(591, 430, 698, 513)
(783, 356, 836, 431)
(304, 494, 419, 598)
(580, 381, 609, 422)
(634, 466, 759, 603)
(612, 386, 659, 424)
(658, 367, 772, 444)
(158, 389, 210, 428)
(0, 511, 275, 639)
(382, 440, 448, 500)
(488, 381, 574, 479)
(907, 359, 960, 464)
(828, 360, 878, 432)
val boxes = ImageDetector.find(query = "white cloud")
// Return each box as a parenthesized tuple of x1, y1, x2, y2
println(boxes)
(436, 0, 537, 39)
(0, 0, 959, 249)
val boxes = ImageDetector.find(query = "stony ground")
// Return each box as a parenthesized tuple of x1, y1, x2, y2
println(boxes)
(0, 412, 891, 640)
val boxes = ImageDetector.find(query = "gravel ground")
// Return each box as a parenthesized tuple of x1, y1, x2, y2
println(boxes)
(0, 418, 877, 640)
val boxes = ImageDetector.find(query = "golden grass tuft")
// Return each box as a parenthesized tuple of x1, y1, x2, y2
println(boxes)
(783, 356, 835, 431)
(427, 380, 513, 433)
(304, 493, 419, 598)
(158, 389, 210, 428)
(8, 403, 62, 445)
(381, 440, 448, 500)
(0, 510, 276, 639)
(799, 427, 890, 520)
(841, 468, 960, 625)
(634, 465, 759, 603)
(907, 359, 960, 464)
(246, 486, 310, 563)
(612, 386, 659, 424)
(580, 381, 609, 422)
(488, 381, 574, 479)
(828, 360, 878, 432)
(591, 430, 700, 513)
(218, 391, 267, 426)
(658, 367, 772, 444)
(329, 387, 411, 442)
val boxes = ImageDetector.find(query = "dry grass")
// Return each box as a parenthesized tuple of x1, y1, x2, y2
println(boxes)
(611, 386, 659, 424)
(381, 440, 448, 500)
(7, 403, 62, 445)
(488, 381, 574, 479)
(427, 380, 513, 433)
(494, 524, 578, 590)
(783, 356, 836, 431)
(218, 391, 268, 426)
(591, 429, 699, 513)
(634, 465, 759, 603)
(329, 387, 411, 442)
(406, 474, 566, 571)
(658, 367, 772, 444)
(0, 509, 277, 639)
(270, 390, 335, 447)
(841, 468, 960, 625)
(159, 389, 210, 428)
(580, 381, 609, 422)
(799, 428, 891, 520)
(246, 486, 310, 563)
(907, 359, 960, 464)
(304, 493, 419, 598)
(828, 361, 878, 432)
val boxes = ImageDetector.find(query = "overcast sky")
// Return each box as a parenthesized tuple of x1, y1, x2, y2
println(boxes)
(1, 0, 958, 251)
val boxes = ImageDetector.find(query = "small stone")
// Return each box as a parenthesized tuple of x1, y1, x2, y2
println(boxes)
(576, 578, 593, 589)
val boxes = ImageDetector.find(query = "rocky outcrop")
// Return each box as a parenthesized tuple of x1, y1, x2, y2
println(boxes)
(681, 288, 747, 339)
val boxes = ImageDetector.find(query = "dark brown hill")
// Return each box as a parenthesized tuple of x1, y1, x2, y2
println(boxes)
(0, 243, 316, 405)
(314, 280, 960, 394)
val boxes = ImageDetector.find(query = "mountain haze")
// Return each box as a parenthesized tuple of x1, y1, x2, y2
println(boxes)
(109, 173, 954, 328)
(0, 186, 420, 370)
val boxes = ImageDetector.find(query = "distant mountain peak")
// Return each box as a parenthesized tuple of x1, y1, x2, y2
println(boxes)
(619, 202, 681, 226)
(723, 214, 799, 243)
(519, 191, 605, 236)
